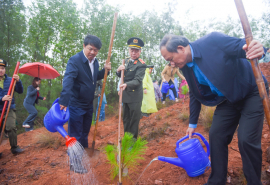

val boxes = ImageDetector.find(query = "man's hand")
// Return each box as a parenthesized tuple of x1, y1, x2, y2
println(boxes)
(104, 62, 111, 71)
(117, 65, 125, 73)
(43, 97, 46, 100)
(60, 104, 67, 111)
(186, 127, 196, 139)
(36, 87, 40, 91)
(243, 40, 264, 60)
(2, 95, 12, 101)
(13, 74, 19, 82)
(120, 83, 127, 91)
(144, 89, 147, 94)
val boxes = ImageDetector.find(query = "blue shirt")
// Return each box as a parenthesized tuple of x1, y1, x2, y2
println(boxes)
(187, 44, 223, 128)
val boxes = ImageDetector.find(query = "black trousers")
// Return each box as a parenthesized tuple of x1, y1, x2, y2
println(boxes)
(123, 101, 142, 139)
(162, 80, 177, 101)
(207, 87, 264, 185)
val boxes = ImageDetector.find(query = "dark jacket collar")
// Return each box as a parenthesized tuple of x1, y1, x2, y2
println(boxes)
(190, 43, 202, 59)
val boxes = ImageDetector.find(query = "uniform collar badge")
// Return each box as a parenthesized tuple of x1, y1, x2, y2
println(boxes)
(134, 60, 137, 64)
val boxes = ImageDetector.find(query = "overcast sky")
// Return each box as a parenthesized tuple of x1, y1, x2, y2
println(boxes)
(22, 0, 267, 25)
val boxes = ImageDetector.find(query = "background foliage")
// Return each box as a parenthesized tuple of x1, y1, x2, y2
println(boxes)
(0, 0, 269, 131)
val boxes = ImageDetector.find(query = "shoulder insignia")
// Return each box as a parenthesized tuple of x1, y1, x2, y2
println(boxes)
(134, 60, 137, 64)
(139, 58, 145, 64)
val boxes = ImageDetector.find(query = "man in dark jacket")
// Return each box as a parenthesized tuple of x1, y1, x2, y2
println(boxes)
(116, 37, 147, 139)
(0, 58, 24, 155)
(160, 32, 268, 185)
(59, 35, 111, 173)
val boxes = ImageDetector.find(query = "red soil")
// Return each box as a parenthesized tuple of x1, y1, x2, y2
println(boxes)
(1, 97, 270, 185)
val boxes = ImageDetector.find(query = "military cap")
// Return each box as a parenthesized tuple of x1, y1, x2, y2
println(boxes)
(127, 37, 144, 49)
(0, 59, 7, 67)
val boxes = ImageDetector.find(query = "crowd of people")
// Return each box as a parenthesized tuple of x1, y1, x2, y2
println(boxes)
(0, 31, 269, 184)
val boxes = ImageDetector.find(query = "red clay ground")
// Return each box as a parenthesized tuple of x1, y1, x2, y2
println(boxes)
(1, 97, 270, 185)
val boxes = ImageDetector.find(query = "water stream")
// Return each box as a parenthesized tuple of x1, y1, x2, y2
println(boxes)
(67, 141, 98, 185)
(135, 157, 159, 184)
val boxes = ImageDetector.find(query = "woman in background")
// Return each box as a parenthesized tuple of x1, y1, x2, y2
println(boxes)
(161, 62, 185, 104)
(22, 77, 46, 131)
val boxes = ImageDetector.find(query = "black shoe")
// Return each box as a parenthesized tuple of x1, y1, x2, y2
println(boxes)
(70, 164, 88, 174)
(11, 147, 24, 154)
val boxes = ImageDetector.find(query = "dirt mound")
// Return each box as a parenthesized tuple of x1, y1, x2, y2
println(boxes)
(1, 99, 270, 185)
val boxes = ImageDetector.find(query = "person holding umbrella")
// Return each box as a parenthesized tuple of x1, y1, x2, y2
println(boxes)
(22, 77, 46, 131)
(0, 58, 24, 155)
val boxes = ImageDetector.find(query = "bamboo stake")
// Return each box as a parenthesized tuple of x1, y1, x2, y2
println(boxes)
(234, 0, 270, 129)
(117, 59, 125, 185)
(0, 62, 20, 130)
(90, 12, 118, 156)
(0, 82, 16, 144)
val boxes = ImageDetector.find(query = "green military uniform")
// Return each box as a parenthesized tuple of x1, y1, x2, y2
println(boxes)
(116, 37, 147, 138)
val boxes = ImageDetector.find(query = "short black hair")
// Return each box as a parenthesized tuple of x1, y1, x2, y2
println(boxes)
(84, 35, 102, 50)
(160, 34, 189, 53)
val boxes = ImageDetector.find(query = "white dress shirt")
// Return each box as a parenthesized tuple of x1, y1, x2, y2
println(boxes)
(83, 50, 95, 79)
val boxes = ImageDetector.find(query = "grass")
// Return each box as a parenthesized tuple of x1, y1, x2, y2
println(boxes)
(238, 169, 247, 185)
(155, 114, 162, 120)
(165, 111, 171, 118)
(200, 105, 216, 131)
(35, 133, 63, 149)
(156, 101, 165, 110)
(178, 112, 189, 122)
(144, 122, 170, 141)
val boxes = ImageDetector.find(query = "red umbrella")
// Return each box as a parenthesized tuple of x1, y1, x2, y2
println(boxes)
(19, 62, 60, 79)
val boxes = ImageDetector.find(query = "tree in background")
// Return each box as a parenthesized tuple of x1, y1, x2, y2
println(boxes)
(0, 0, 269, 133)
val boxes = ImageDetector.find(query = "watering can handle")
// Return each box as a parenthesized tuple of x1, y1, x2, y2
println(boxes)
(62, 109, 67, 120)
(176, 133, 210, 157)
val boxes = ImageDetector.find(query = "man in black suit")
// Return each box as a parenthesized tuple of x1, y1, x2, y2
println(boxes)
(59, 35, 111, 173)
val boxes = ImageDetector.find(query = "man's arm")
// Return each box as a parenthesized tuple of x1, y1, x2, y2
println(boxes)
(27, 86, 38, 96)
(186, 91, 201, 139)
(14, 80, 23, 94)
(97, 62, 111, 81)
(59, 59, 78, 107)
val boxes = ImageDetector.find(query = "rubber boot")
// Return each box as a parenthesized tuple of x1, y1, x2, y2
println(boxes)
(8, 129, 24, 154)
(7, 129, 17, 149)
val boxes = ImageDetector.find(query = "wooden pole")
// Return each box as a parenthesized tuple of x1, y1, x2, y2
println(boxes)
(90, 12, 118, 155)
(117, 59, 125, 185)
(0, 62, 20, 129)
(234, 0, 270, 128)
(0, 82, 16, 144)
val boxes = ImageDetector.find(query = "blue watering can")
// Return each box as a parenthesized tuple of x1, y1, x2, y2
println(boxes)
(44, 98, 76, 147)
(158, 133, 210, 177)
(161, 82, 174, 94)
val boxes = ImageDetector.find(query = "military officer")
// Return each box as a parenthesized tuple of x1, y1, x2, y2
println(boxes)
(116, 37, 147, 139)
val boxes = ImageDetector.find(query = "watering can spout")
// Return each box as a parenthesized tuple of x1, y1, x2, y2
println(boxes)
(158, 156, 183, 168)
